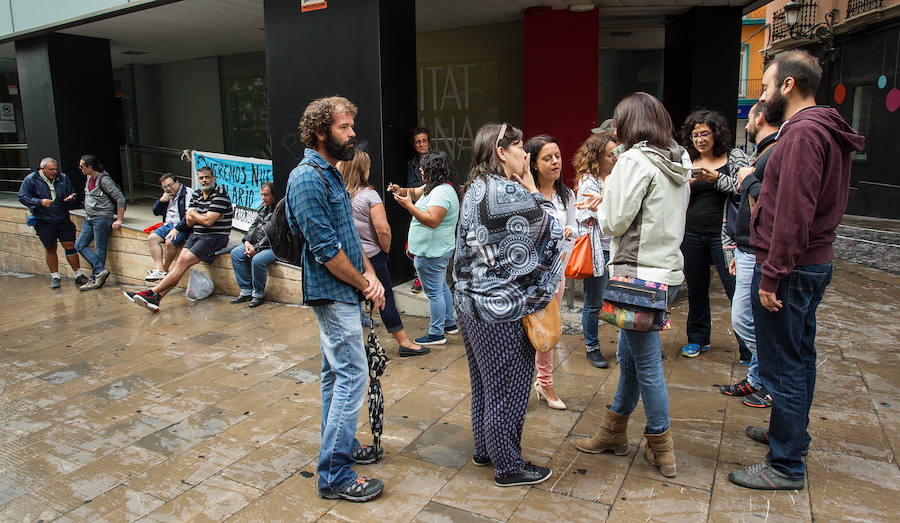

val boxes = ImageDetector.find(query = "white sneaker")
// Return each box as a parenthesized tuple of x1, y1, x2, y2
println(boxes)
(145, 269, 167, 281)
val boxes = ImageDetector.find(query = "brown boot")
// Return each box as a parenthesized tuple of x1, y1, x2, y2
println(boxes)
(576, 405, 629, 455)
(644, 429, 676, 478)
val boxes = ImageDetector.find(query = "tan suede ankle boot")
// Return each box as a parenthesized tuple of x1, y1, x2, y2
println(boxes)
(575, 405, 629, 455)
(644, 428, 676, 478)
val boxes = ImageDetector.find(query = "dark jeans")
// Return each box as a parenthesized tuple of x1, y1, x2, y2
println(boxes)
(681, 230, 744, 353)
(369, 251, 403, 333)
(582, 249, 610, 351)
(752, 261, 833, 480)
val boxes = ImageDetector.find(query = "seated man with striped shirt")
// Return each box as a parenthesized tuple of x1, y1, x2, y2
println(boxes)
(125, 166, 233, 312)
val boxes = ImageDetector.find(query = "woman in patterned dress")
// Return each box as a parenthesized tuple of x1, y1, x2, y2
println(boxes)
(453, 123, 564, 487)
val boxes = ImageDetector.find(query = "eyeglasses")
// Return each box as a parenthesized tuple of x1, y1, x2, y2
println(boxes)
(496, 122, 508, 149)
(690, 131, 712, 140)
(162, 182, 176, 189)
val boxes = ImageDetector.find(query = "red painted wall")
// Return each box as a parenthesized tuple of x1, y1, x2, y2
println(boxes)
(523, 7, 599, 188)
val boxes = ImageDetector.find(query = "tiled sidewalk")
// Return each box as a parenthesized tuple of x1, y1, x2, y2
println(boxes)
(0, 259, 898, 522)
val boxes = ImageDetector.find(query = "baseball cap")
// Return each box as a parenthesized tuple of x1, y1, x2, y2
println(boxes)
(591, 118, 615, 134)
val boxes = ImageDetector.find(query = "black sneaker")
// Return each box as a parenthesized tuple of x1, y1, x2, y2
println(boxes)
(74, 274, 89, 287)
(319, 476, 383, 502)
(472, 455, 491, 466)
(746, 426, 808, 456)
(719, 378, 757, 397)
(132, 290, 161, 312)
(743, 387, 773, 408)
(444, 324, 460, 335)
(494, 463, 551, 487)
(587, 350, 609, 369)
(352, 445, 383, 465)
(50, 277, 61, 289)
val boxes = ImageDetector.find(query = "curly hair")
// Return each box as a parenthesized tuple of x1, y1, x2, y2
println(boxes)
(421, 151, 460, 201)
(298, 96, 358, 149)
(525, 135, 570, 208)
(681, 109, 731, 160)
(572, 132, 617, 186)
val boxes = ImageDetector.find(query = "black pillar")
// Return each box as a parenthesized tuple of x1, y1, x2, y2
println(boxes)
(15, 33, 122, 192)
(663, 7, 743, 142)
(264, 0, 417, 282)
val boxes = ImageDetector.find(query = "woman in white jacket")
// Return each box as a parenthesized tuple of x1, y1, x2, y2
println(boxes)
(574, 92, 690, 479)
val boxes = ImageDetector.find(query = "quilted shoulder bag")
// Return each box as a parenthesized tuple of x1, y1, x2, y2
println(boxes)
(600, 276, 671, 331)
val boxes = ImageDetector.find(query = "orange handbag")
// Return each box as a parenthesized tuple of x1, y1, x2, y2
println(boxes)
(565, 226, 594, 280)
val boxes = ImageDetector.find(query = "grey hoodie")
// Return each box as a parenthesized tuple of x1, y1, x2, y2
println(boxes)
(84, 171, 126, 219)
(599, 141, 691, 285)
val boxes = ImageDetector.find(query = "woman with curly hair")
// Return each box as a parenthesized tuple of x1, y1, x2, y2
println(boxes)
(571, 132, 618, 370)
(390, 151, 460, 346)
(342, 150, 426, 357)
(524, 135, 574, 410)
(678, 109, 749, 359)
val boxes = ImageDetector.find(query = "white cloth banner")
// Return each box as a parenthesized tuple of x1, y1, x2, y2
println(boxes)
(191, 150, 273, 231)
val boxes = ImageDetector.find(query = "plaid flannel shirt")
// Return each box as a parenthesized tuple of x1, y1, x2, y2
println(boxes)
(286, 148, 364, 305)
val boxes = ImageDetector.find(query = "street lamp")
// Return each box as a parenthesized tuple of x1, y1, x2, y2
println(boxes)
(783, 1, 838, 52)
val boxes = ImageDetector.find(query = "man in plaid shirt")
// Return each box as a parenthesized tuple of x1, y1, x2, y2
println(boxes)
(286, 96, 386, 503)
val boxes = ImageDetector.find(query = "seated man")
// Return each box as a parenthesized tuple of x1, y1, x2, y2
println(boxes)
(17, 157, 89, 289)
(230, 182, 276, 307)
(124, 166, 233, 312)
(146, 173, 192, 281)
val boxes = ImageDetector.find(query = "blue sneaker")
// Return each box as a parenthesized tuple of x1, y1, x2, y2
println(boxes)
(415, 333, 446, 346)
(681, 343, 701, 358)
(700, 344, 711, 353)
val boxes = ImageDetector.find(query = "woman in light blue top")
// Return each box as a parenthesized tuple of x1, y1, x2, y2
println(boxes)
(391, 151, 460, 346)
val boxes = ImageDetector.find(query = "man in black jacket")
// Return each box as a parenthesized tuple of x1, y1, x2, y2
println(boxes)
(229, 182, 277, 307)
(719, 102, 782, 408)
(17, 157, 89, 289)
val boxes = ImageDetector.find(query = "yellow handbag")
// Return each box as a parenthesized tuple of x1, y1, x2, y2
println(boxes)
(522, 298, 561, 353)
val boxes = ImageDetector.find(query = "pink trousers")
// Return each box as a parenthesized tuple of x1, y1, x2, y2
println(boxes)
(535, 277, 565, 388)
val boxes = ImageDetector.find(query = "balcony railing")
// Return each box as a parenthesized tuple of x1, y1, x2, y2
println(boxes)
(847, 0, 883, 17)
(770, 2, 818, 42)
(740, 79, 763, 99)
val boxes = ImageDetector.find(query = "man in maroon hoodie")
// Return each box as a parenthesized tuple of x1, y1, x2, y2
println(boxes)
(728, 51, 865, 490)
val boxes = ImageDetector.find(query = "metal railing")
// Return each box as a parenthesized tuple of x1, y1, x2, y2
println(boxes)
(847, 0, 883, 17)
(740, 79, 763, 99)
(0, 143, 31, 191)
(770, 3, 818, 42)
(121, 143, 192, 203)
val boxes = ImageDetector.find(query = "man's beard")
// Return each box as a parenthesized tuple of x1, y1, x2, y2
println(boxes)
(764, 89, 787, 123)
(324, 131, 357, 162)
(747, 124, 758, 145)
(200, 182, 215, 193)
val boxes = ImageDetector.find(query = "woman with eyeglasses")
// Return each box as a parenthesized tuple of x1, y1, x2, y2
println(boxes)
(390, 150, 460, 347)
(678, 109, 748, 359)
(454, 122, 563, 487)
(571, 132, 618, 370)
(523, 135, 573, 410)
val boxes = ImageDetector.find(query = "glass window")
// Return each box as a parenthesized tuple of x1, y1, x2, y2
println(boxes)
(851, 85, 872, 161)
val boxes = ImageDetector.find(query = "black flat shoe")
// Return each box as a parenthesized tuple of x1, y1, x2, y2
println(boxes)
(248, 297, 265, 308)
(398, 346, 430, 357)
(231, 295, 252, 304)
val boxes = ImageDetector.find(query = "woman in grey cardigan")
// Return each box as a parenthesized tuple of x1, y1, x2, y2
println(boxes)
(75, 154, 126, 290)
(573, 132, 619, 369)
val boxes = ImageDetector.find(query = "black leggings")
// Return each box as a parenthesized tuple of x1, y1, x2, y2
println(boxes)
(369, 251, 403, 333)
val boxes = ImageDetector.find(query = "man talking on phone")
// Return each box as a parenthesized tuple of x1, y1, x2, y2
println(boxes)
(18, 157, 89, 289)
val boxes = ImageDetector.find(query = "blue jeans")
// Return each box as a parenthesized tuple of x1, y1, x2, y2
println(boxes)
(75, 216, 114, 275)
(752, 262, 833, 480)
(582, 250, 610, 351)
(230, 245, 278, 298)
(611, 284, 680, 434)
(312, 300, 368, 494)
(732, 249, 760, 387)
(414, 250, 456, 336)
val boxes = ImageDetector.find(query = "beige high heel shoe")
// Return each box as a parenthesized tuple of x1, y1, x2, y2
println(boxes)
(533, 380, 566, 410)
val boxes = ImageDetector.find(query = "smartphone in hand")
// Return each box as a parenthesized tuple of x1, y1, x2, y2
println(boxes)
(690, 167, 704, 177)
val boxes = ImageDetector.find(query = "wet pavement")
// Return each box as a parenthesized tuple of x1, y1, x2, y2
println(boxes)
(1, 258, 898, 522)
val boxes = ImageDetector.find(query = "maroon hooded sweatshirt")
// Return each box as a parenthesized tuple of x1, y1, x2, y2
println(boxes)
(750, 106, 865, 293)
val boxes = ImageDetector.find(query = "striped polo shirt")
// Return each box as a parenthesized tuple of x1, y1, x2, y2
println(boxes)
(189, 183, 233, 235)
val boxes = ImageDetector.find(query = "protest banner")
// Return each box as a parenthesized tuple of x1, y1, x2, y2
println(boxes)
(191, 150, 273, 231)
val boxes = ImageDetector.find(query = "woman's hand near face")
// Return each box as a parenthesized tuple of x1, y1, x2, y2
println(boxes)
(510, 152, 537, 193)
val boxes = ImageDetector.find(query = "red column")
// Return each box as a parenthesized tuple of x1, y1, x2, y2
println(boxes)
(523, 7, 599, 188)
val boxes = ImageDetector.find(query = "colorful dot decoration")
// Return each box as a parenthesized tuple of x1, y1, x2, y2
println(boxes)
(834, 83, 846, 104)
(877, 75, 887, 89)
(887, 88, 900, 113)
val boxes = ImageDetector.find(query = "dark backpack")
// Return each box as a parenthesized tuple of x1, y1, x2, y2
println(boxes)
(263, 163, 329, 266)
